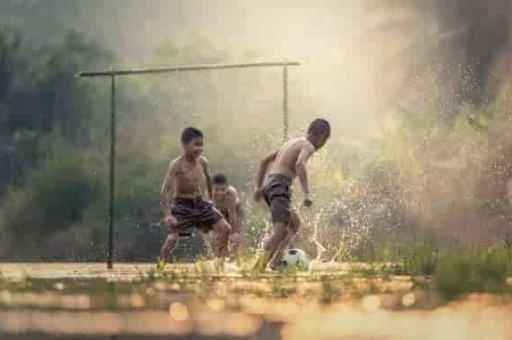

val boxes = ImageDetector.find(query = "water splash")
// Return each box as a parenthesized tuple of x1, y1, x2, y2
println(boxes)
(309, 210, 327, 261)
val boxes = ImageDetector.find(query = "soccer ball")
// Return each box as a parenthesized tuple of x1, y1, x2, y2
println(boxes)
(282, 248, 310, 271)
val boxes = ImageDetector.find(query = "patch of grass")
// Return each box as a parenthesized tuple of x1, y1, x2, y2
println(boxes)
(402, 243, 438, 276)
(434, 247, 512, 300)
(347, 262, 381, 277)
(374, 241, 438, 276)
(368, 241, 512, 300)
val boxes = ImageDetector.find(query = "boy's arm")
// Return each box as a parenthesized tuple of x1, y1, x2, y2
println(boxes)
(295, 143, 315, 204)
(256, 150, 278, 190)
(200, 156, 213, 200)
(161, 160, 176, 217)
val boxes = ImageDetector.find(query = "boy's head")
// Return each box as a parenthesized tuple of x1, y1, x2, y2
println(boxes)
(212, 173, 229, 200)
(307, 118, 330, 149)
(181, 127, 203, 158)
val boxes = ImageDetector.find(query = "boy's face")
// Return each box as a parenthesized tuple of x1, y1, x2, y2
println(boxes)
(213, 184, 228, 201)
(183, 137, 203, 158)
(311, 133, 329, 150)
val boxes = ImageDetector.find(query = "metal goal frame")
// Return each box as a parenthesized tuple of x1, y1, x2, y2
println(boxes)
(77, 61, 300, 268)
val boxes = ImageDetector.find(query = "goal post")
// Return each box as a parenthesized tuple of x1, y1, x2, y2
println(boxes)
(77, 60, 301, 269)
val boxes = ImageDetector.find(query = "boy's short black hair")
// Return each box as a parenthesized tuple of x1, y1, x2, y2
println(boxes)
(308, 118, 330, 137)
(181, 127, 203, 144)
(212, 173, 228, 185)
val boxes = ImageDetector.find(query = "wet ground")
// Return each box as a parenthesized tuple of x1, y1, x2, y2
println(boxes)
(0, 262, 512, 339)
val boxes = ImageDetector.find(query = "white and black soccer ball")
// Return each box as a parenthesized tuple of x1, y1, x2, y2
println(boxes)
(282, 248, 310, 271)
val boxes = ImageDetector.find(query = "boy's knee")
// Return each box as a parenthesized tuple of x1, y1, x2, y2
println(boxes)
(215, 219, 231, 236)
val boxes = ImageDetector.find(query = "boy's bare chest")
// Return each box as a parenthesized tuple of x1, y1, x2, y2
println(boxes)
(214, 195, 231, 210)
(174, 162, 204, 183)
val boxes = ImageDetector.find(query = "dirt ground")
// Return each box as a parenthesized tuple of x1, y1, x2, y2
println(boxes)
(0, 262, 512, 339)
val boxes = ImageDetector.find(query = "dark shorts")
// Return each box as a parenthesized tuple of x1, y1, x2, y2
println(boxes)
(171, 197, 223, 234)
(262, 174, 292, 224)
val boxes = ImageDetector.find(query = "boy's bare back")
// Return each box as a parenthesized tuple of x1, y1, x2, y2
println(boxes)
(267, 138, 316, 180)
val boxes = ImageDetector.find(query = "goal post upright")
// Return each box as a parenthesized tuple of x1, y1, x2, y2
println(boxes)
(77, 60, 300, 269)
(107, 74, 116, 269)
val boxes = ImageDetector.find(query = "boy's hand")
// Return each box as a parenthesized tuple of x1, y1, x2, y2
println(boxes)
(253, 188, 263, 202)
(163, 215, 177, 229)
(303, 198, 313, 208)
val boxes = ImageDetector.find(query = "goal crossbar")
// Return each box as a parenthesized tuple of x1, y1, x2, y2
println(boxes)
(77, 61, 300, 77)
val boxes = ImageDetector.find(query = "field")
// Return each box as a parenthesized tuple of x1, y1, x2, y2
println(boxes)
(1, 260, 512, 339)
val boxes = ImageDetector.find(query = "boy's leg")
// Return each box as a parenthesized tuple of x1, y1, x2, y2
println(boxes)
(158, 232, 180, 270)
(199, 200, 231, 260)
(253, 201, 291, 272)
(157, 199, 191, 270)
(253, 221, 288, 272)
(228, 232, 241, 258)
(228, 203, 244, 258)
(208, 218, 231, 258)
(252, 175, 292, 273)
(269, 211, 300, 269)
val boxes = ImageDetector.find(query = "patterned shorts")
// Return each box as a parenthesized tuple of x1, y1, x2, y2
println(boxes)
(171, 197, 223, 234)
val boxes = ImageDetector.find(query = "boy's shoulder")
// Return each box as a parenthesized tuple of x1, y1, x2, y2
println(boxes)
(198, 155, 209, 166)
(286, 138, 315, 151)
(228, 185, 238, 195)
(227, 186, 239, 203)
(169, 155, 183, 167)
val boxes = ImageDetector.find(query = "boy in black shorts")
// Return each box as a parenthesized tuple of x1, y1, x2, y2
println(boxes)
(157, 127, 231, 270)
(253, 119, 331, 272)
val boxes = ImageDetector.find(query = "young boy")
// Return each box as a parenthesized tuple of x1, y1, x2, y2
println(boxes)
(212, 173, 243, 257)
(157, 127, 231, 270)
(253, 118, 331, 272)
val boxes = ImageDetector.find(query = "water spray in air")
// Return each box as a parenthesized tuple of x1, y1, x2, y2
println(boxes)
(310, 209, 327, 261)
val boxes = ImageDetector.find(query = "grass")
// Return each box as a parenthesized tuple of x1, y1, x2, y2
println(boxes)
(343, 241, 512, 301)
(433, 247, 512, 300)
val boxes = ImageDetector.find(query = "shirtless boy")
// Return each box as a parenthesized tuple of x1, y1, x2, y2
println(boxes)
(212, 173, 243, 257)
(157, 127, 231, 270)
(253, 119, 331, 272)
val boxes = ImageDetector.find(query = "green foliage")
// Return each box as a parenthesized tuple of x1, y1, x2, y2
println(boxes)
(373, 240, 438, 276)
(0, 28, 113, 196)
(0, 138, 99, 257)
(359, 241, 512, 300)
(434, 247, 512, 300)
